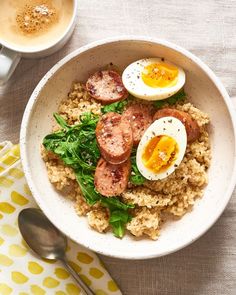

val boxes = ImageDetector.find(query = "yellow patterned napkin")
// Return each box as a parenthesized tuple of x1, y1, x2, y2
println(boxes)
(0, 141, 121, 295)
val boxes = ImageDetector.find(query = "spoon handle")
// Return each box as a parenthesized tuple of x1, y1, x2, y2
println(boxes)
(60, 257, 95, 295)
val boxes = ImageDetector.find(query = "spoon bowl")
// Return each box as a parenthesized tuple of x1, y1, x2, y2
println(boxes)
(19, 208, 67, 260)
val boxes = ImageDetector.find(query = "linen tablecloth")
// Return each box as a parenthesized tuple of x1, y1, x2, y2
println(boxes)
(0, 0, 236, 294)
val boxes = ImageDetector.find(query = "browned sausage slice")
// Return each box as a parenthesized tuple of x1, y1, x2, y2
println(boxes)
(86, 70, 128, 104)
(153, 108, 200, 143)
(123, 104, 153, 146)
(94, 158, 131, 197)
(96, 112, 133, 164)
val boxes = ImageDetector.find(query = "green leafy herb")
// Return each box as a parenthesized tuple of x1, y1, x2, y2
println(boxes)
(54, 113, 70, 131)
(101, 197, 134, 211)
(43, 112, 100, 170)
(154, 89, 186, 108)
(75, 170, 101, 205)
(43, 113, 134, 238)
(130, 149, 146, 186)
(101, 197, 134, 238)
(101, 99, 128, 114)
(109, 210, 133, 238)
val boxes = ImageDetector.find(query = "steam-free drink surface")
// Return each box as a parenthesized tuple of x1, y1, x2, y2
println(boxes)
(0, 0, 73, 49)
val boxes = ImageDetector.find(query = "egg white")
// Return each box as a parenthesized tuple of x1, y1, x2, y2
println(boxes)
(122, 58, 185, 101)
(136, 116, 187, 180)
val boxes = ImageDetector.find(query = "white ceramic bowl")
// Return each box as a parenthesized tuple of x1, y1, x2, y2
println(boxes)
(20, 36, 236, 259)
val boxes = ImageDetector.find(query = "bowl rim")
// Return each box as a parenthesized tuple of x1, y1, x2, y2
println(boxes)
(20, 36, 236, 259)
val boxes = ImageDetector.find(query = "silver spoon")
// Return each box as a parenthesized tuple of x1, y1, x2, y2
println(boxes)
(18, 208, 95, 295)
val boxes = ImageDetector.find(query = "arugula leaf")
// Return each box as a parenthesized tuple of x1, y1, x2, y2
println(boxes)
(43, 130, 66, 151)
(75, 170, 100, 205)
(43, 113, 134, 238)
(154, 89, 186, 108)
(53, 113, 70, 131)
(101, 197, 133, 238)
(101, 197, 134, 211)
(130, 149, 146, 185)
(79, 112, 100, 127)
(109, 210, 132, 238)
(43, 113, 100, 171)
(101, 99, 128, 114)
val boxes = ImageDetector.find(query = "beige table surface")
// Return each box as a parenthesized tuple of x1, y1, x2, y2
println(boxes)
(1, 0, 236, 294)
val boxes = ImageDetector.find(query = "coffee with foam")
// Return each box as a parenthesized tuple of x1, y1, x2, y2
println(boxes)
(0, 0, 73, 50)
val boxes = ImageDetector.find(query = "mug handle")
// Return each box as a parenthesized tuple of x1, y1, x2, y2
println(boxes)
(0, 47, 21, 85)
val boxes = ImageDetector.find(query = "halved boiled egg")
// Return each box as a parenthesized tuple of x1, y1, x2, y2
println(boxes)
(122, 58, 185, 100)
(136, 117, 187, 180)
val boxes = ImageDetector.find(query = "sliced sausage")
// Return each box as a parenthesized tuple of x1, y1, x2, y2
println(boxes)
(123, 104, 153, 146)
(153, 108, 200, 143)
(86, 70, 128, 104)
(94, 158, 131, 197)
(96, 112, 133, 164)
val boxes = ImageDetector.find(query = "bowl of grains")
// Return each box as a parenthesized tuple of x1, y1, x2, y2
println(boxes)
(20, 37, 236, 259)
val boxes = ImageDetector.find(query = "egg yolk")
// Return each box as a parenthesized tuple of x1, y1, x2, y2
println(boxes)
(141, 62, 178, 88)
(142, 135, 178, 173)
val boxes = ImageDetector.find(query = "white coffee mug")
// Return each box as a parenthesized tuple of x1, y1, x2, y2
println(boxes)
(0, 0, 78, 85)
